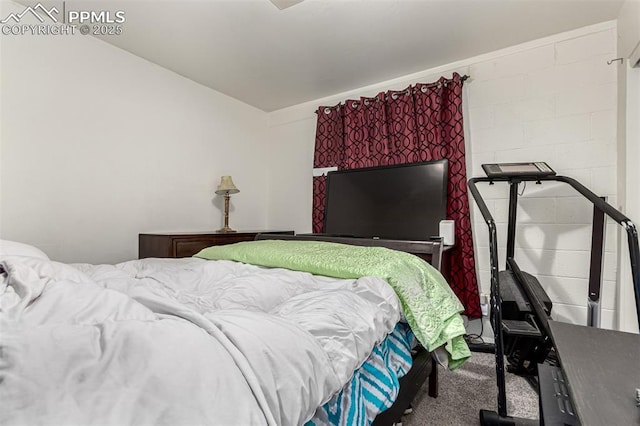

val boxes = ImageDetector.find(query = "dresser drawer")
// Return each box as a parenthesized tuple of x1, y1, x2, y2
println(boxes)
(173, 235, 255, 257)
(139, 231, 294, 259)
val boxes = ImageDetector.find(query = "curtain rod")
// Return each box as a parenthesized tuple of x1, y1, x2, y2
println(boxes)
(316, 74, 471, 114)
(419, 73, 470, 89)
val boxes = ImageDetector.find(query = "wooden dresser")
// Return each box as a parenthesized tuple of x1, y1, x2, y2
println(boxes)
(138, 230, 294, 259)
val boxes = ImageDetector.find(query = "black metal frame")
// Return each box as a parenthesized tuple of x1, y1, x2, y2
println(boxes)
(468, 174, 640, 424)
(587, 198, 607, 327)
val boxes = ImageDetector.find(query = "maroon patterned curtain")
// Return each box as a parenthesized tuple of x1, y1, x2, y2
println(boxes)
(313, 73, 481, 318)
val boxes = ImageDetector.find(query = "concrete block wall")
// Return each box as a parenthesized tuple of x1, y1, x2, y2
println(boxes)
(466, 25, 619, 328)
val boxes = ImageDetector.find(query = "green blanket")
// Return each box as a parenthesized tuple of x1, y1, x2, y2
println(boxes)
(195, 240, 470, 369)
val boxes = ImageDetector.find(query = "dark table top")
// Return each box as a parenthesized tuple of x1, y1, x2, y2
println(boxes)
(549, 320, 640, 426)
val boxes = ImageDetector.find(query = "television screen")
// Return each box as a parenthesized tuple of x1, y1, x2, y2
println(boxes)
(323, 159, 448, 241)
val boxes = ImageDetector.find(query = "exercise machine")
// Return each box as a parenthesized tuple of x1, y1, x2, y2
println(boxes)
(468, 162, 640, 425)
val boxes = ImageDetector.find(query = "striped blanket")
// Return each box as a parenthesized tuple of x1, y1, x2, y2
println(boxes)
(307, 323, 414, 426)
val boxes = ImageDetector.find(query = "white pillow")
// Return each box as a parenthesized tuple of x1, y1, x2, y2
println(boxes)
(0, 240, 50, 260)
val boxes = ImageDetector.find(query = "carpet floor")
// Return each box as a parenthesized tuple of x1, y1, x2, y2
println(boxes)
(402, 352, 539, 425)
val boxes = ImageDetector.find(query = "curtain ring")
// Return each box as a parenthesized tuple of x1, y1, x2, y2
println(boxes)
(421, 86, 428, 93)
(364, 99, 370, 106)
(324, 107, 331, 115)
(352, 101, 358, 108)
(391, 93, 398, 100)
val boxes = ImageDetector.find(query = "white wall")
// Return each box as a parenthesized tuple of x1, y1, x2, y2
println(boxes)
(615, 0, 640, 333)
(468, 24, 619, 329)
(266, 22, 621, 328)
(0, 1, 270, 264)
(266, 114, 316, 232)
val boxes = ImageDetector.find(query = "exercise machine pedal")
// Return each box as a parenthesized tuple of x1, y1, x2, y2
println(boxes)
(500, 270, 552, 320)
(537, 363, 580, 425)
(502, 319, 541, 337)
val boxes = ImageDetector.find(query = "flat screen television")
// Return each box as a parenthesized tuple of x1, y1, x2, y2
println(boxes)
(323, 159, 448, 241)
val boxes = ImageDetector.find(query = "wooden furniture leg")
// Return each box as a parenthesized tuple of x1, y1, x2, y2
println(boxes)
(428, 355, 439, 398)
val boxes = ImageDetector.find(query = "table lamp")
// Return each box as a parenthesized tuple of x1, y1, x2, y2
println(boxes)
(215, 176, 239, 233)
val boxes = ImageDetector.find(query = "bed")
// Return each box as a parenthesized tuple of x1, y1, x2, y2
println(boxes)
(0, 238, 469, 425)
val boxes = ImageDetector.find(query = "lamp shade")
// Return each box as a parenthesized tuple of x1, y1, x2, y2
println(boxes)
(215, 176, 240, 195)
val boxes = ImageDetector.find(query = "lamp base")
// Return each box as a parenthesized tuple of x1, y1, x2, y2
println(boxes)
(216, 226, 237, 233)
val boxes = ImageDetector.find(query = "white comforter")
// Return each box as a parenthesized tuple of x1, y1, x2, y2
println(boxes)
(0, 256, 401, 426)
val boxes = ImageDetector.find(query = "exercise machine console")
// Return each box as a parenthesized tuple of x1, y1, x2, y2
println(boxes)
(481, 162, 556, 179)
